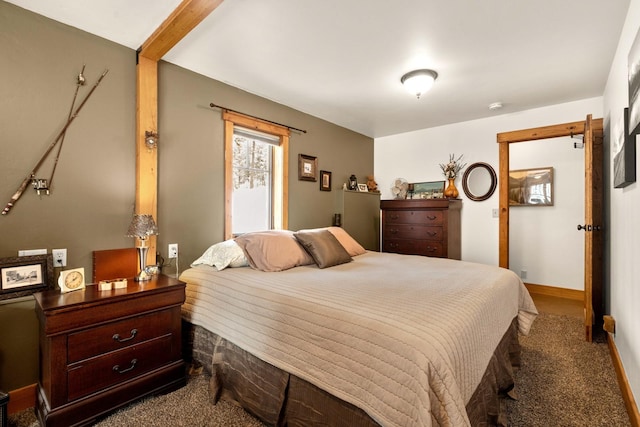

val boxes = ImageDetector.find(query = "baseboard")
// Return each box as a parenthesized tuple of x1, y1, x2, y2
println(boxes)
(524, 283, 583, 301)
(7, 383, 36, 415)
(608, 332, 640, 427)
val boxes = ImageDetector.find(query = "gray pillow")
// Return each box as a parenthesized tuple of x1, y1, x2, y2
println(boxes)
(294, 229, 352, 268)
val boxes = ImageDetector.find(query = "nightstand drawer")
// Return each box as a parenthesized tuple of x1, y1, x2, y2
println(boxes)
(68, 309, 175, 363)
(67, 334, 174, 401)
(383, 225, 443, 241)
(384, 210, 443, 225)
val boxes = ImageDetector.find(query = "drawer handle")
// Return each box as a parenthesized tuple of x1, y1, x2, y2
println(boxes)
(390, 228, 398, 234)
(113, 359, 137, 374)
(427, 231, 437, 236)
(113, 328, 138, 343)
(390, 214, 399, 220)
(427, 215, 437, 220)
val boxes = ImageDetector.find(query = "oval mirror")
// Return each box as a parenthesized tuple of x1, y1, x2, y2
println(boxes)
(462, 162, 497, 201)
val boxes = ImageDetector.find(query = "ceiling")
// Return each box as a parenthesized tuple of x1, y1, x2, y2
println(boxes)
(5, 0, 630, 138)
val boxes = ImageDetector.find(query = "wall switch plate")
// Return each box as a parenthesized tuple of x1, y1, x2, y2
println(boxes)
(168, 243, 178, 259)
(520, 269, 527, 280)
(52, 248, 67, 267)
(492, 208, 499, 218)
(18, 249, 47, 256)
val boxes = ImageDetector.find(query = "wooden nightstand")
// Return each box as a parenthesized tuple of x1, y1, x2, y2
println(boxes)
(34, 275, 186, 427)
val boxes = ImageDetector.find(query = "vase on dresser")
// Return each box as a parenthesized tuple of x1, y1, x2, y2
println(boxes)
(444, 178, 459, 198)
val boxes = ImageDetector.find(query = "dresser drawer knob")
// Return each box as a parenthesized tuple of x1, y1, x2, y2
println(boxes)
(113, 358, 137, 374)
(427, 215, 437, 220)
(112, 328, 138, 343)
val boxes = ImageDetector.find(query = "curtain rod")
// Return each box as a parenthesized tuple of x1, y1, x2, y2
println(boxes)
(209, 103, 307, 134)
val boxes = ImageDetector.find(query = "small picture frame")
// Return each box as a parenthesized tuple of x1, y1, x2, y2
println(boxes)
(320, 170, 332, 191)
(410, 181, 445, 199)
(357, 183, 368, 192)
(298, 154, 318, 181)
(0, 254, 54, 300)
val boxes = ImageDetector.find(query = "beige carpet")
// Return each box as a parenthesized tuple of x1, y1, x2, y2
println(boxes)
(9, 313, 630, 426)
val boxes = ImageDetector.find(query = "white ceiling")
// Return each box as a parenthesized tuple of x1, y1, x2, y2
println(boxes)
(5, 0, 630, 138)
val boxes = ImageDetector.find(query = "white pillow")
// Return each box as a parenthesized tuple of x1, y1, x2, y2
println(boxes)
(190, 240, 249, 271)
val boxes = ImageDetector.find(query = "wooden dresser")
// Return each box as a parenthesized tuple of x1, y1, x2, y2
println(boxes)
(34, 275, 186, 427)
(380, 199, 462, 259)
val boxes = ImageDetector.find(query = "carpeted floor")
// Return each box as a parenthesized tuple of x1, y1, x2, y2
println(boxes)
(9, 313, 630, 426)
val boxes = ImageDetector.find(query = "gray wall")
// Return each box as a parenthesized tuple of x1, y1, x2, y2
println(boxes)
(0, 2, 373, 391)
(157, 62, 374, 271)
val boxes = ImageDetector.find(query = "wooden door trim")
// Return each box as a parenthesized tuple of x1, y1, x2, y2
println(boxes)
(496, 118, 603, 268)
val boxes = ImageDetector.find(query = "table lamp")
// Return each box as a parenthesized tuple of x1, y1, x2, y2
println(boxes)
(126, 214, 158, 282)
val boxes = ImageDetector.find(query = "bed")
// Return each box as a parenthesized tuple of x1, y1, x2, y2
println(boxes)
(180, 228, 537, 427)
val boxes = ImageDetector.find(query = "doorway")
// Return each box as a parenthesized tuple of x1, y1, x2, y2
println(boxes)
(497, 116, 604, 342)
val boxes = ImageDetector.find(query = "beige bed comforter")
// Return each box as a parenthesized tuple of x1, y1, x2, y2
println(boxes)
(181, 251, 537, 427)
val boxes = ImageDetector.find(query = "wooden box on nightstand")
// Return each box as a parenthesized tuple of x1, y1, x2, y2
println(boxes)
(34, 275, 186, 427)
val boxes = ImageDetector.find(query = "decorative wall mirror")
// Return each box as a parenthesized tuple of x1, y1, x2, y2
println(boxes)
(462, 162, 497, 201)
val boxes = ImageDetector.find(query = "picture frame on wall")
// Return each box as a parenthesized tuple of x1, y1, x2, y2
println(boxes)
(614, 108, 637, 188)
(628, 27, 640, 136)
(298, 154, 317, 182)
(508, 167, 554, 206)
(0, 254, 54, 300)
(320, 170, 332, 191)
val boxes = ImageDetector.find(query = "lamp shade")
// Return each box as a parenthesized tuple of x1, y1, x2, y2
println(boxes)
(126, 214, 158, 239)
(401, 69, 438, 98)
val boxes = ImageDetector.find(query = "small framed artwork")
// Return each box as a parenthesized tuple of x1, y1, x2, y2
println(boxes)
(298, 154, 318, 182)
(508, 167, 554, 206)
(411, 181, 445, 199)
(0, 254, 54, 300)
(320, 170, 332, 191)
(357, 183, 368, 192)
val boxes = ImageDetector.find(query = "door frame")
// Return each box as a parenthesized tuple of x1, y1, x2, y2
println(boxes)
(496, 118, 602, 267)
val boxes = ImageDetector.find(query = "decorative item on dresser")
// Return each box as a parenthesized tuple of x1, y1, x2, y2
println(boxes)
(34, 275, 186, 427)
(380, 198, 461, 259)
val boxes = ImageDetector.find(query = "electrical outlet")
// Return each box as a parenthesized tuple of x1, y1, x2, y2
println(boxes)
(52, 248, 67, 267)
(520, 269, 527, 280)
(492, 208, 499, 218)
(168, 243, 178, 259)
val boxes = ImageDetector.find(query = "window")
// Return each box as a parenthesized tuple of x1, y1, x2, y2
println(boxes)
(223, 111, 289, 239)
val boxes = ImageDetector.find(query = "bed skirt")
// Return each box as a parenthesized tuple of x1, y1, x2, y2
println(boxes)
(182, 317, 520, 427)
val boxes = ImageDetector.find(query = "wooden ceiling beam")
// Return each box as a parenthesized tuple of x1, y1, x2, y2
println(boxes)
(138, 0, 224, 61)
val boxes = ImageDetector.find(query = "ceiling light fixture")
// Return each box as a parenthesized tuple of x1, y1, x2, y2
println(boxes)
(401, 69, 438, 99)
(488, 102, 503, 111)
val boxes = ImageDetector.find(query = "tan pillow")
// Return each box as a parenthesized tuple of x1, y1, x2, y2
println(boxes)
(234, 230, 314, 272)
(294, 229, 352, 269)
(326, 226, 366, 256)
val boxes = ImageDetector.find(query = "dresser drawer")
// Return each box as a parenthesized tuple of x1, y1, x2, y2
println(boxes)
(384, 210, 443, 225)
(68, 309, 175, 363)
(383, 224, 443, 241)
(383, 239, 445, 257)
(67, 334, 174, 401)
